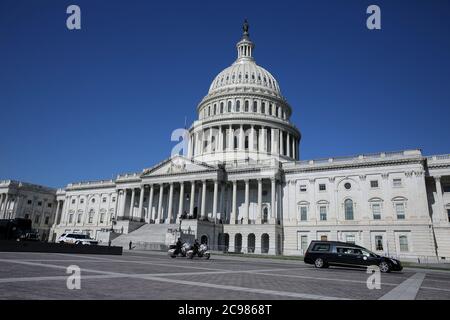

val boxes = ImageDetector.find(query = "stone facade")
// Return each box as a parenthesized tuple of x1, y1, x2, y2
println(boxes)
(0, 180, 57, 241)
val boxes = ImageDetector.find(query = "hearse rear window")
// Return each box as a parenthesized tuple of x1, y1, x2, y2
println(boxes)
(312, 243, 330, 252)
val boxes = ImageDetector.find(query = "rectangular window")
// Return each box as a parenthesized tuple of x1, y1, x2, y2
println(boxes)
(312, 243, 330, 252)
(69, 214, 73, 223)
(47, 203, 52, 208)
(395, 203, 405, 220)
(77, 214, 82, 224)
(300, 235, 308, 252)
(448, 209, 450, 222)
(37, 201, 42, 206)
(320, 235, 328, 241)
(399, 235, 409, 252)
(102, 197, 107, 203)
(372, 204, 381, 220)
(370, 180, 379, 188)
(72, 199, 75, 204)
(300, 206, 307, 221)
(319, 206, 327, 221)
(34, 215, 40, 224)
(299, 185, 307, 192)
(442, 185, 450, 193)
(27, 200, 32, 205)
(375, 235, 384, 251)
(393, 178, 403, 187)
(112, 197, 116, 202)
(88, 215, 93, 224)
(319, 184, 326, 191)
(80, 199, 84, 204)
(346, 234, 355, 244)
(44, 216, 50, 225)
(100, 213, 105, 224)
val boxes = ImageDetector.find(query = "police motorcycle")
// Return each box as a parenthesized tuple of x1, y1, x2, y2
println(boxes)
(186, 243, 211, 260)
(168, 241, 190, 258)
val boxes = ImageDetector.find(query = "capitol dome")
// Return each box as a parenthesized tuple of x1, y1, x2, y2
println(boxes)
(207, 25, 282, 99)
(189, 20, 301, 165)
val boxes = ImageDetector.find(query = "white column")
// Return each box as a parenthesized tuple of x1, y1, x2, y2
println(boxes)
(228, 125, 233, 150)
(231, 180, 237, 224)
(54, 200, 61, 226)
(271, 178, 276, 224)
(177, 182, 185, 222)
(257, 179, 262, 224)
(287, 133, 291, 158)
(148, 184, 154, 223)
(280, 131, 284, 156)
(138, 186, 145, 220)
(167, 183, 174, 223)
(209, 128, 213, 153)
(435, 176, 446, 223)
(250, 125, 255, 152)
(189, 181, 196, 216)
(157, 184, 164, 224)
(120, 189, 127, 218)
(292, 137, 295, 159)
(219, 182, 225, 222)
(218, 126, 223, 152)
(239, 124, 244, 150)
(213, 180, 218, 222)
(201, 180, 207, 219)
(2, 194, 8, 216)
(129, 188, 135, 219)
(244, 179, 250, 224)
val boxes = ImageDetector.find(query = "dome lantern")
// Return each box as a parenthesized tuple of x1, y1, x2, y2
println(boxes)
(235, 19, 255, 63)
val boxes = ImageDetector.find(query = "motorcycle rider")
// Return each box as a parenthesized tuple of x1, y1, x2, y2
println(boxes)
(192, 239, 200, 256)
(174, 237, 183, 255)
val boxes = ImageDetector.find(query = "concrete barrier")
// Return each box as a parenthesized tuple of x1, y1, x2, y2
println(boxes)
(0, 240, 122, 255)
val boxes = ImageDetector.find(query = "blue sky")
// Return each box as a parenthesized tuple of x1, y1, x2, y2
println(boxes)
(1, 0, 449, 188)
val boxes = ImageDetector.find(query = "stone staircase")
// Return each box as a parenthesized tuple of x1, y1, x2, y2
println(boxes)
(111, 223, 177, 251)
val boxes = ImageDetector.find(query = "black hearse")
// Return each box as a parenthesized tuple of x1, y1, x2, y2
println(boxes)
(304, 241, 403, 273)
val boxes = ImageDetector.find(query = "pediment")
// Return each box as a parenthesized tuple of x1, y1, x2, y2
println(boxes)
(141, 155, 217, 177)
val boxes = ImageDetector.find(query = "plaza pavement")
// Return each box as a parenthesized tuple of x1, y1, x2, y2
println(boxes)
(0, 250, 449, 300)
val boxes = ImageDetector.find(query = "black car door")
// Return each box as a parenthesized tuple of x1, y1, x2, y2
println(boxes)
(334, 246, 353, 265)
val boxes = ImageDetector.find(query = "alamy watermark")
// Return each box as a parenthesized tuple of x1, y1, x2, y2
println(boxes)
(66, 265, 81, 290)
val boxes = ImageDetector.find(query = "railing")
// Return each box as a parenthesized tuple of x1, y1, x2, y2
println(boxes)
(428, 154, 450, 161)
(290, 150, 422, 167)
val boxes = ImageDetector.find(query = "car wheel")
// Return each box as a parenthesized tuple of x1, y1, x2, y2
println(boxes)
(379, 261, 391, 273)
(314, 257, 326, 268)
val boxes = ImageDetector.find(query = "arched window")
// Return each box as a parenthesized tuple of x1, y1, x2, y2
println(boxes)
(253, 101, 257, 112)
(244, 100, 249, 112)
(208, 106, 211, 116)
(220, 102, 224, 113)
(261, 102, 265, 114)
(88, 209, 94, 224)
(236, 100, 240, 112)
(245, 135, 249, 149)
(233, 136, 238, 149)
(345, 199, 354, 220)
(213, 104, 216, 115)
(268, 104, 272, 115)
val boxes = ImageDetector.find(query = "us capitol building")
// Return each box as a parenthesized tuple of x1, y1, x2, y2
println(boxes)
(1, 22, 450, 261)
